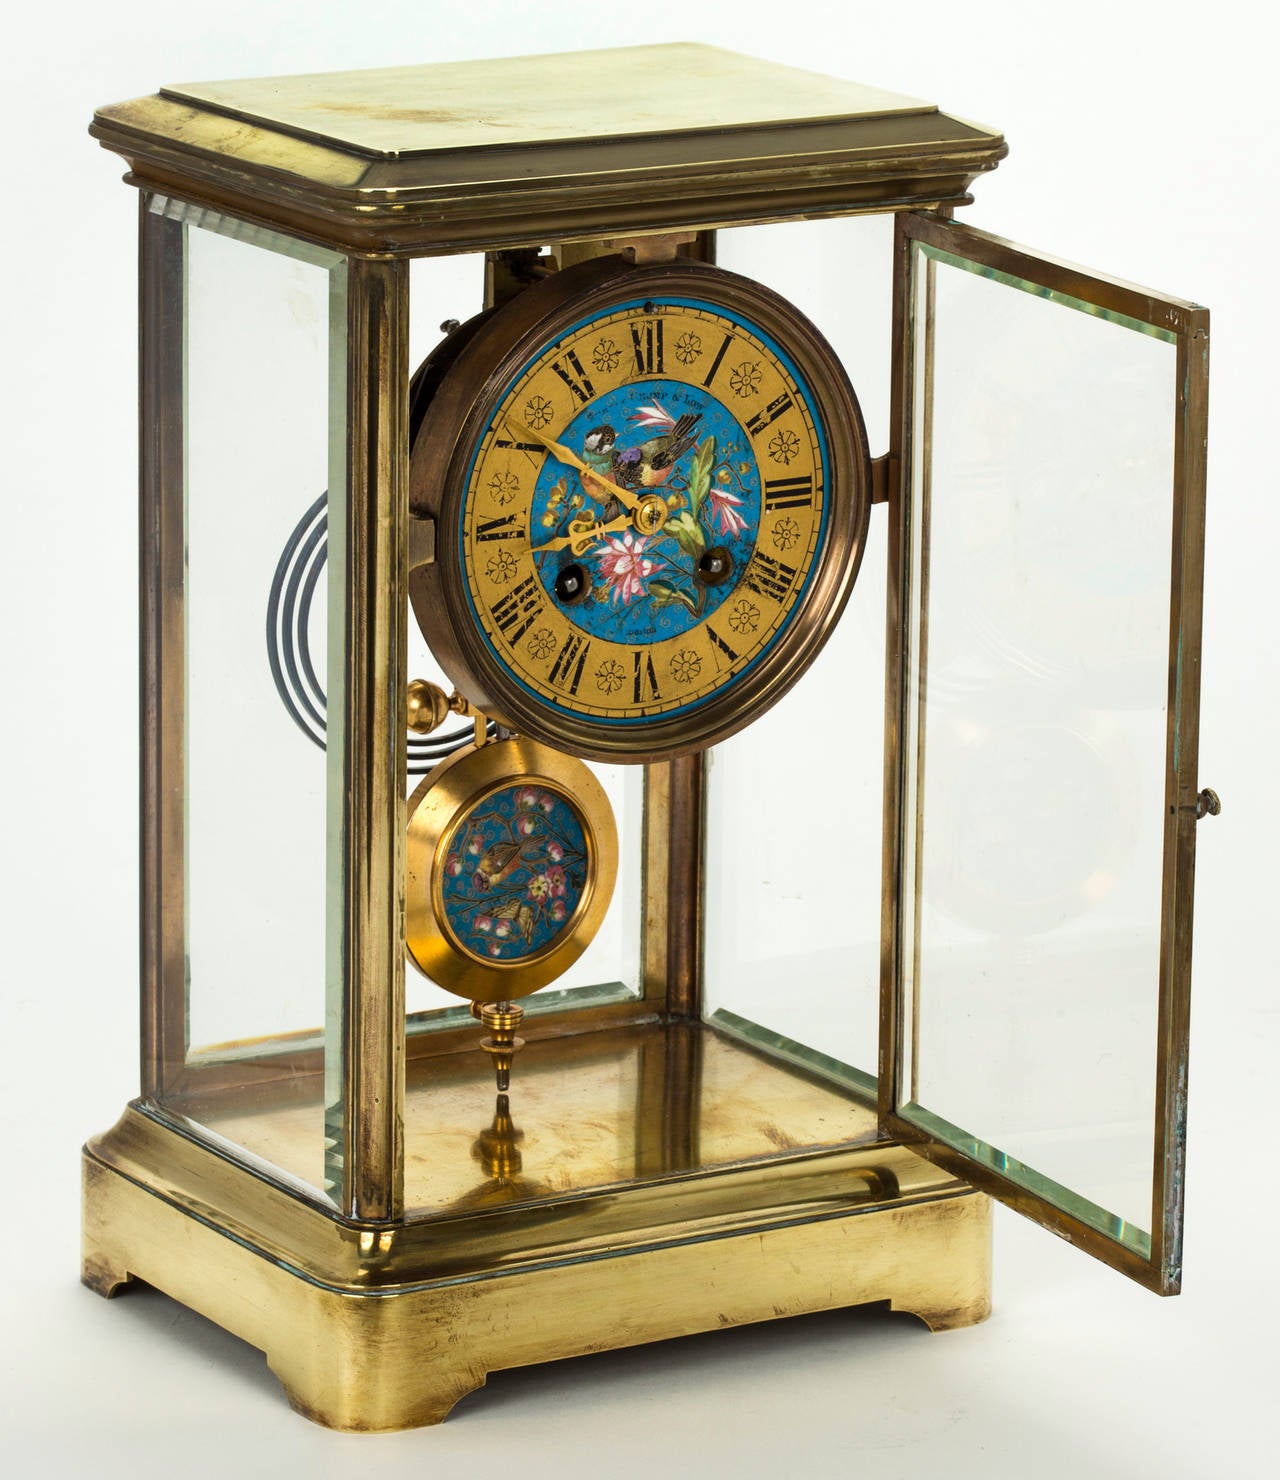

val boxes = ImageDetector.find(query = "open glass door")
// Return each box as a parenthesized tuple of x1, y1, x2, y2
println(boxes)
(880, 213, 1210, 1293)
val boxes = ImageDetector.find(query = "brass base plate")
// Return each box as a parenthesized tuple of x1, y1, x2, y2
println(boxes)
(83, 1029, 992, 1432)
(172, 1020, 890, 1213)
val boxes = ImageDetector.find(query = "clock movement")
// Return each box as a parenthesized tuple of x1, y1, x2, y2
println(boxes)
(82, 45, 1215, 1430)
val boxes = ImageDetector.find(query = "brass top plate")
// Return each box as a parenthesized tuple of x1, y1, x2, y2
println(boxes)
(90, 45, 1006, 254)
(161, 46, 933, 158)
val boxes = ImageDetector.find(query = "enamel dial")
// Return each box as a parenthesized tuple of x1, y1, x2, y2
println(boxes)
(410, 255, 871, 761)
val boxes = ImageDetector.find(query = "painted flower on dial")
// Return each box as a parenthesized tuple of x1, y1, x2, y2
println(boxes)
(597, 530, 654, 605)
(526, 627, 556, 661)
(514, 786, 541, 810)
(476, 915, 494, 933)
(528, 867, 566, 902)
(768, 429, 800, 466)
(595, 657, 625, 695)
(670, 648, 702, 686)
(517, 814, 538, 836)
(485, 550, 517, 585)
(592, 337, 621, 373)
(550, 900, 568, 922)
(547, 841, 565, 862)
(772, 516, 800, 553)
(445, 854, 463, 877)
(488, 470, 520, 505)
(728, 597, 761, 635)
(708, 485, 748, 539)
(729, 361, 761, 398)
(675, 331, 703, 366)
(524, 394, 554, 430)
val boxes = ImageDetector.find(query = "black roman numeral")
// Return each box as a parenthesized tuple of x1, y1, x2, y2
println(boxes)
(549, 633, 590, 695)
(744, 552, 797, 604)
(491, 435, 541, 470)
(762, 475, 814, 512)
(632, 650, 660, 703)
(631, 319, 664, 375)
(490, 576, 544, 646)
(702, 333, 732, 388)
(745, 393, 794, 438)
(706, 626, 739, 669)
(551, 350, 596, 405)
(474, 514, 525, 542)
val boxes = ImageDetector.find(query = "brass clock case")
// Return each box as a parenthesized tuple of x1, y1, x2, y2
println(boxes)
(409, 253, 871, 762)
(405, 736, 618, 1005)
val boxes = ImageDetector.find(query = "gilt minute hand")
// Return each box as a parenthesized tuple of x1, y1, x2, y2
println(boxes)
(508, 419, 642, 513)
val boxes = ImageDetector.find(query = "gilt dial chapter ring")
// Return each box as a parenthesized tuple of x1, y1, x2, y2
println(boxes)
(409, 255, 871, 762)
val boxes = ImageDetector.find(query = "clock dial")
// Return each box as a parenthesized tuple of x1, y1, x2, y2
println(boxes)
(410, 256, 870, 760)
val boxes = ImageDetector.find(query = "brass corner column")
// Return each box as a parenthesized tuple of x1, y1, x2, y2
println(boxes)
(333, 254, 411, 1221)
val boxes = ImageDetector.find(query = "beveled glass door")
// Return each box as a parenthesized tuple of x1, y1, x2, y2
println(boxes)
(880, 213, 1210, 1292)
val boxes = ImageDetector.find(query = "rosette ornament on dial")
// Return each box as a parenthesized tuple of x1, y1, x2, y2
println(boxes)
(410, 254, 871, 762)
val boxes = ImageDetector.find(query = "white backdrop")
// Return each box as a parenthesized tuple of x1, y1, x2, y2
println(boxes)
(2, 3, 1274, 1476)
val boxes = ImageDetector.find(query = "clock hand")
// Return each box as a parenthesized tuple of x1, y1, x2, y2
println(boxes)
(535, 513, 633, 557)
(508, 419, 643, 513)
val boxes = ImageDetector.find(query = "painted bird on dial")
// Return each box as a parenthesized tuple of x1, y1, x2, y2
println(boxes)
(580, 402, 703, 508)
(473, 841, 528, 890)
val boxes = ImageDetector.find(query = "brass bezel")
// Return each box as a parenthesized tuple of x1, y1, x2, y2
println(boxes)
(405, 737, 619, 1004)
(409, 253, 871, 763)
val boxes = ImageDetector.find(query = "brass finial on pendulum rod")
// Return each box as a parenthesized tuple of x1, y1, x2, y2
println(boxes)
(472, 1001, 525, 1091)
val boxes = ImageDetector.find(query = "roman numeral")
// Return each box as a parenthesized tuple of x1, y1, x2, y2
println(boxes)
(549, 633, 590, 695)
(474, 514, 525, 542)
(490, 576, 544, 646)
(493, 437, 544, 456)
(702, 333, 732, 388)
(744, 552, 797, 604)
(763, 475, 814, 512)
(745, 393, 794, 438)
(631, 319, 664, 375)
(632, 650, 660, 703)
(706, 626, 738, 669)
(551, 350, 595, 405)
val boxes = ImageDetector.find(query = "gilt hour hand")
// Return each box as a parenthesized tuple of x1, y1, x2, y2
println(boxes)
(508, 419, 642, 512)
(535, 513, 632, 557)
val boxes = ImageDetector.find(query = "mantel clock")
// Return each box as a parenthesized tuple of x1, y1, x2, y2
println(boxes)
(82, 45, 1217, 1431)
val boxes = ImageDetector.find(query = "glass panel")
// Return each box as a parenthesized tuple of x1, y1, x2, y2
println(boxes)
(897, 234, 1182, 1253)
(160, 201, 347, 1204)
(704, 218, 891, 1096)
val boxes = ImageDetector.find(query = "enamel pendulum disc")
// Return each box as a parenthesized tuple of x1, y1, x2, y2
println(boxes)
(405, 736, 618, 1005)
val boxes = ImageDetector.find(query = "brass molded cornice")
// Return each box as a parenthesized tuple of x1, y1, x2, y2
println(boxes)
(91, 45, 1006, 255)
